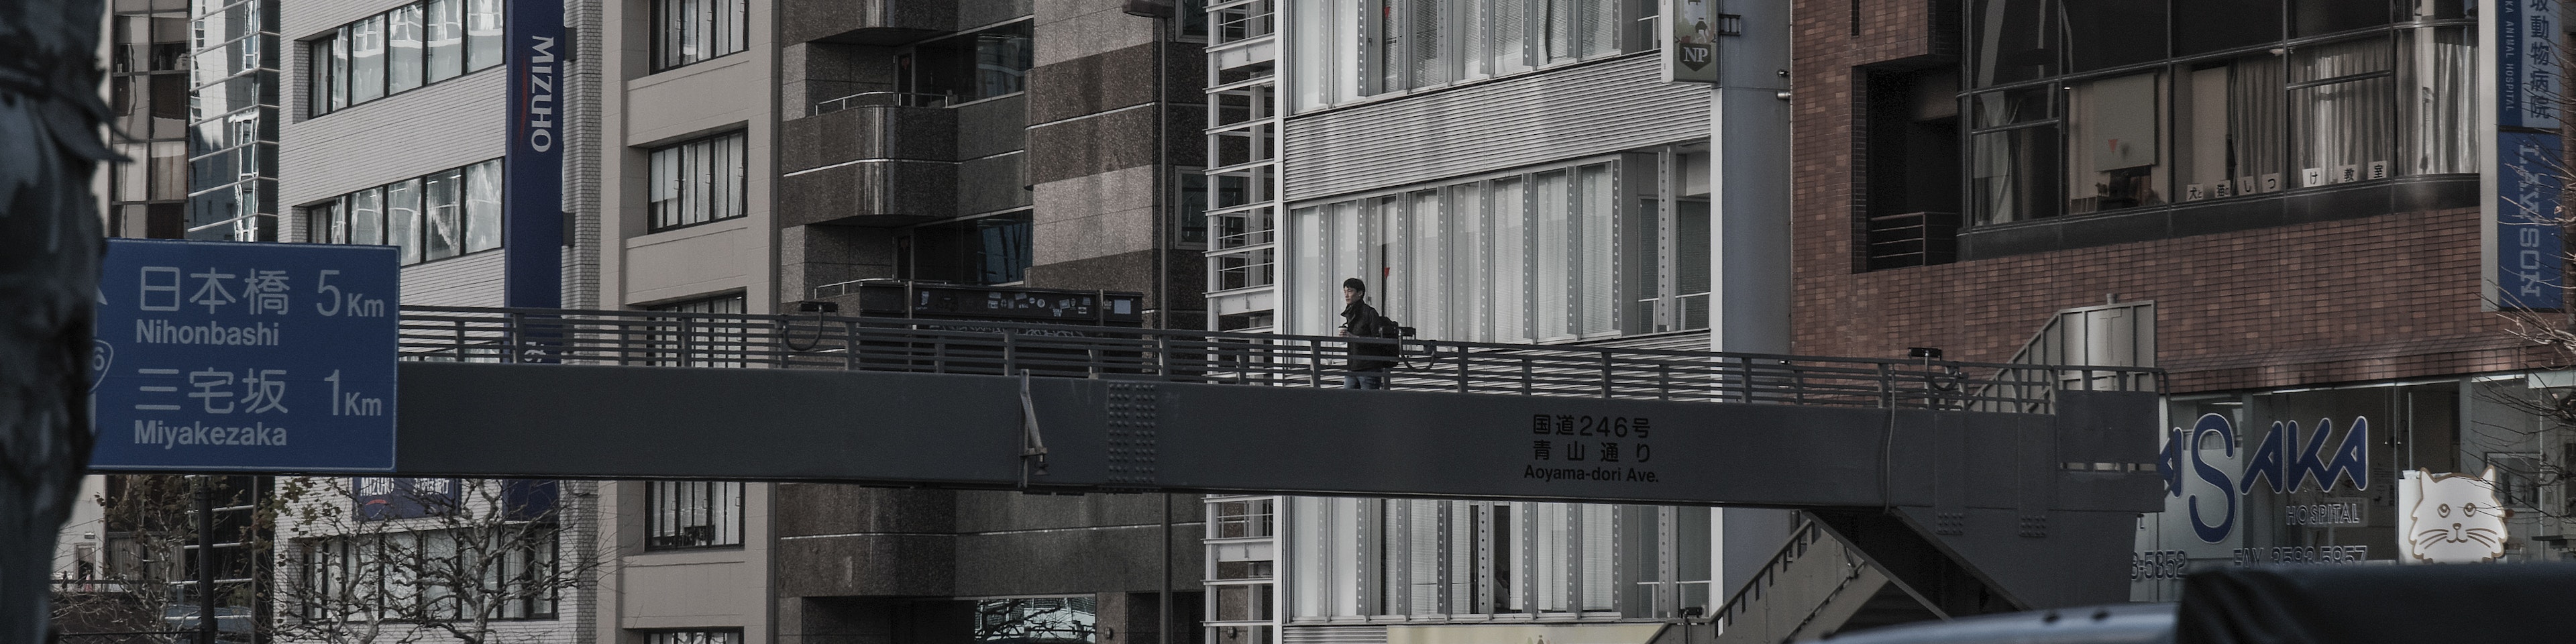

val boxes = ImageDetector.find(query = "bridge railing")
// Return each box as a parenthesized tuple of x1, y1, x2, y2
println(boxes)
(397, 307, 2158, 412)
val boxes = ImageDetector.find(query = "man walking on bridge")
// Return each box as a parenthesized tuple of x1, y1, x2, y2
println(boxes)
(1338, 277, 1397, 389)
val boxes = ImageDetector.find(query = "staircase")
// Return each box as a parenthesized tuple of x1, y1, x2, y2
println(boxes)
(1699, 517, 1948, 643)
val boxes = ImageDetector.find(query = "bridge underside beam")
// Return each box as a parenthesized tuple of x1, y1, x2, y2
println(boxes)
(393, 361, 2160, 606)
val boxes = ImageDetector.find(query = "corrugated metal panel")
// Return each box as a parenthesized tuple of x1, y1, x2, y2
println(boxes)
(1576, 330, 1712, 352)
(400, 251, 507, 307)
(1283, 625, 1390, 644)
(1284, 56, 1705, 202)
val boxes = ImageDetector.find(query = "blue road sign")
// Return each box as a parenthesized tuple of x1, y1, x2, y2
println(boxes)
(91, 239, 400, 472)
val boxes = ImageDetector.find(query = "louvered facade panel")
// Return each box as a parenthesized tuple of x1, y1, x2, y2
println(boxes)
(1281, 625, 1391, 644)
(398, 250, 507, 307)
(1283, 56, 1704, 202)
(1575, 329, 1713, 352)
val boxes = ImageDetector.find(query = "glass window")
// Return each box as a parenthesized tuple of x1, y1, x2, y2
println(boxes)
(647, 632, 743, 644)
(899, 212, 1034, 285)
(308, 199, 343, 244)
(350, 15, 386, 103)
(975, 597, 1099, 642)
(646, 481, 743, 550)
(388, 5, 423, 93)
(2063, 72, 2165, 215)
(466, 0, 504, 70)
(2295, 0, 2394, 37)
(2174, 0, 2282, 56)
(327, 32, 350, 111)
(307, 1, 501, 117)
(466, 159, 502, 252)
(908, 21, 1033, 101)
(647, 293, 749, 367)
(654, 0, 751, 71)
(1971, 127, 2063, 225)
(313, 160, 498, 263)
(2174, 55, 2287, 202)
(423, 168, 464, 261)
(1534, 172, 1570, 339)
(1968, 0, 2056, 87)
(352, 187, 385, 246)
(387, 178, 423, 264)
(2398, 27, 2475, 176)
(1295, 0, 1623, 108)
(2064, 0, 2163, 72)
(425, 0, 464, 83)
(648, 131, 749, 231)
(2291, 37, 2394, 188)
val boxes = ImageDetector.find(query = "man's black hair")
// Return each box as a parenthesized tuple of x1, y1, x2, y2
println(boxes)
(1343, 277, 1366, 292)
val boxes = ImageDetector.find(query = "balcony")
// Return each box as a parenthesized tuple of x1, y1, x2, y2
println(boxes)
(781, 0, 954, 45)
(779, 93, 960, 227)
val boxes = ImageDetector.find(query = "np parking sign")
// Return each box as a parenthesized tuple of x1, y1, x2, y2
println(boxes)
(91, 239, 399, 472)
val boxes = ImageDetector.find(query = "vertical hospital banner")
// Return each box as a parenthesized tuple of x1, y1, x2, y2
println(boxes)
(1664, 0, 1721, 83)
(2485, 0, 2565, 311)
(505, 0, 566, 309)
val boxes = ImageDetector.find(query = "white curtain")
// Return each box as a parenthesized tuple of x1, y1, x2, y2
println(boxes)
(2403, 27, 2477, 175)
(2292, 38, 2390, 186)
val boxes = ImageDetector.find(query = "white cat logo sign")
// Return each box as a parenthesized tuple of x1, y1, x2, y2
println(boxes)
(2396, 468, 2510, 564)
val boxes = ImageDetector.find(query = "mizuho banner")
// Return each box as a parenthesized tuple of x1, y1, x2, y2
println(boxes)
(506, 0, 565, 308)
(91, 239, 399, 472)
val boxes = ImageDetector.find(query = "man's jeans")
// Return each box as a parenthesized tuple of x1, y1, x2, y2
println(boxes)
(1343, 374, 1385, 390)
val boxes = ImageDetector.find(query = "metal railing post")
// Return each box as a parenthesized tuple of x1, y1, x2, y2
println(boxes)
(1599, 351, 1614, 399)
(503, 311, 523, 364)
(1454, 343, 1470, 394)
(1307, 339, 1324, 388)
(679, 318, 696, 367)
(1002, 330, 1018, 377)
(843, 321, 859, 371)
(1735, 357, 1752, 404)
(1157, 335, 1173, 379)
(1878, 362, 1894, 409)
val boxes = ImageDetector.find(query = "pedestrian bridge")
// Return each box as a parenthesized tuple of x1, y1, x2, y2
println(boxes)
(386, 306, 2163, 611)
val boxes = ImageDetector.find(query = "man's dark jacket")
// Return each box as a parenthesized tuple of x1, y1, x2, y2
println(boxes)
(1340, 300, 1399, 372)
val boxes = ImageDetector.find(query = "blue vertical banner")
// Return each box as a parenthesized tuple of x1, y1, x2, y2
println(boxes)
(2498, 0, 2562, 130)
(505, 0, 566, 309)
(2498, 131, 2565, 310)
(2487, 0, 2565, 311)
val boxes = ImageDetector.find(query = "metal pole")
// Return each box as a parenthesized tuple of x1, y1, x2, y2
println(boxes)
(1161, 492, 1174, 644)
(195, 477, 216, 644)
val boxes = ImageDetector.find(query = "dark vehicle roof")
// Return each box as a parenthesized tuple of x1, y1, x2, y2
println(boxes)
(1818, 602, 2174, 644)
(1819, 563, 2576, 644)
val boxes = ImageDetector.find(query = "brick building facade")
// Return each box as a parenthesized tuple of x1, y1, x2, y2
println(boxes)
(1787, 0, 2574, 594)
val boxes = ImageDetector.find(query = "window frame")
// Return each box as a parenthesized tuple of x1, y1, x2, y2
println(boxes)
(305, 158, 505, 266)
(646, 130, 751, 233)
(643, 480, 747, 551)
(650, 0, 751, 73)
(642, 292, 751, 368)
(305, 0, 504, 119)
(1955, 6, 2471, 231)
(1291, 0, 1646, 114)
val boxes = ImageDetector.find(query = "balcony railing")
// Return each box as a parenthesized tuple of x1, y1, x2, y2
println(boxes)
(810, 91, 953, 117)
(398, 307, 2159, 413)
